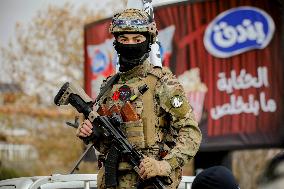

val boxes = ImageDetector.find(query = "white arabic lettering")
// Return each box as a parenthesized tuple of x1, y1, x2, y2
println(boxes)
(217, 67, 269, 94)
(210, 92, 277, 120)
(260, 92, 277, 112)
(213, 19, 266, 48)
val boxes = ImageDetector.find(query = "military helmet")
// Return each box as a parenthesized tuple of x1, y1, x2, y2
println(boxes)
(109, 9, 158, 43)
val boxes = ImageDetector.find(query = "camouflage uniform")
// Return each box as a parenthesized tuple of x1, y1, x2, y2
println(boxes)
(85, 8, 202, 189)
(95, 60, 202, 189)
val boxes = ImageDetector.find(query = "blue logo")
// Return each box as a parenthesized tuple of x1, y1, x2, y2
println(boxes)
(204, 6, 275, 58)
(92, 50, 108, 73)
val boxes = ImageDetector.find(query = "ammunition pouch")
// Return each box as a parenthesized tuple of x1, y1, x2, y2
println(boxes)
(121, 119, 145, 148)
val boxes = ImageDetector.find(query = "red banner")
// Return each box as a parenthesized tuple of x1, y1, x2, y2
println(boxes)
(84, 0, 284, 151)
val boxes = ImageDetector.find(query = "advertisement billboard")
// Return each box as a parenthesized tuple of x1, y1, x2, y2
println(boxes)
(84, 0, 284, 150)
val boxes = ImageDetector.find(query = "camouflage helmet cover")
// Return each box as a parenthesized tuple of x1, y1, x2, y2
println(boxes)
(109, 9, 158, 43)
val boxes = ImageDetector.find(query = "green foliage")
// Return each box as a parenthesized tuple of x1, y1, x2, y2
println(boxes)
(0, 166, 25, 181)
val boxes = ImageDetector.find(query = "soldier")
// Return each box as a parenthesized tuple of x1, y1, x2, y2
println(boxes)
(76, 8, 202, 189)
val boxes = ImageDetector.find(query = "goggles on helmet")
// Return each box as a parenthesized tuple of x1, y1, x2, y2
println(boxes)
(113, 18, 149, 28)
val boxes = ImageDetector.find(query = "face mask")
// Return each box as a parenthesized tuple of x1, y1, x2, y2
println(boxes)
(115, 39, 149, 60)
(114, 39, 150, 72)
(118, 53, 149, 72)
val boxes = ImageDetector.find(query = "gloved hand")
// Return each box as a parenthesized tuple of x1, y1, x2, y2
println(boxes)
(139, 156, 172, 179)
(76, 119, 93, 137)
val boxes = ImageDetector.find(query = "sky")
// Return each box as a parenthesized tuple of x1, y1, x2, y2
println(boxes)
(0, 0, 115, 46)
(0, 0, 184, 47)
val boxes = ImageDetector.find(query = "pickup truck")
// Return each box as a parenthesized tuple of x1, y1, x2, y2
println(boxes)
(0, 174, 195, 189)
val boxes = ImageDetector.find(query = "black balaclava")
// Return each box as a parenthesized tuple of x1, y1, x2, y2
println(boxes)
(114, 33, 151, 72)
(192, 166, 239, 189)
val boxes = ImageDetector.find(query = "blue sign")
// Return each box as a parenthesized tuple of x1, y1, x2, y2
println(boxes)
(204, 6, 275, 58)
(92, 50, 108, 73)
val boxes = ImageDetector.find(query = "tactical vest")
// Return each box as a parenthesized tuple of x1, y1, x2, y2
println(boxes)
(100, 67, 164, 150)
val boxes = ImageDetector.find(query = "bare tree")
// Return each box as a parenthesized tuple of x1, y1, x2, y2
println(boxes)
(0, 0, 131, 176)
(0, 1, 126, 105)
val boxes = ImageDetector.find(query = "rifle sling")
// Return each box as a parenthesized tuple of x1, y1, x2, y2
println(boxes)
(95, 73, 120, 104)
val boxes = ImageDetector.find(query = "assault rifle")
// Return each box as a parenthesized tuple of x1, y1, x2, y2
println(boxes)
(54, 82, 168, 189)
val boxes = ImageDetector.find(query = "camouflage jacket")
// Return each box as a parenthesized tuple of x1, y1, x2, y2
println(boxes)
(94, 60, 202, 171)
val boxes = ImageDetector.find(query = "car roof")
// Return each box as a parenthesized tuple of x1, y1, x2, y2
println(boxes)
(0, 174, 98, 189)
(0, 174, 195, 189)
(0, 177, 38, 189)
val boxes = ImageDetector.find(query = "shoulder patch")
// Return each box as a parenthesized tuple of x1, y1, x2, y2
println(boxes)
(171, 95, 184, 108)
(166, 90, 190, 118)
(158, 78, 190, 118)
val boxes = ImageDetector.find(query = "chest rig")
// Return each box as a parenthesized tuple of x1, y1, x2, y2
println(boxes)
(99, 66, 163, 149)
